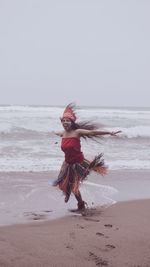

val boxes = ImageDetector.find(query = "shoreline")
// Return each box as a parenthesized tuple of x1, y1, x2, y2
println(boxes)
(0, 198, 150, 266)
(0, 169, 150, 227)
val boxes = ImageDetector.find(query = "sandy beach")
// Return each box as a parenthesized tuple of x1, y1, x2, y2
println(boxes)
(0, 169, 150, 266)
(0, 198, 150, 267)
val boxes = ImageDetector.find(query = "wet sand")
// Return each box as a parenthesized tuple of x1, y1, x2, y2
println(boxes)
(0, 199, 150, 266)
(1, 169, 150, 226)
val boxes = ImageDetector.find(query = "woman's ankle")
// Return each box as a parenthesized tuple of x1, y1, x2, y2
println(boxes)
(77, 201, 87, 210)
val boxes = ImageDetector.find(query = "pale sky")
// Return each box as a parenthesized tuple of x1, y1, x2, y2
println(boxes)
(0, 0, 150, 107)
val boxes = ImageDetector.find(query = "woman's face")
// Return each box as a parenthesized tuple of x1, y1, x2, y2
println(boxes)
(61, 118, 72, 131)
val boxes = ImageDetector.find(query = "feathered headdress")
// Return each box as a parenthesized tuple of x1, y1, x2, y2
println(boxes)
(61, 103, 77, 122)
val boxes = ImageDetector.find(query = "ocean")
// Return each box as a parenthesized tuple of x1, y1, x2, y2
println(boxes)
(0, 105, 150, 172)
(0, 105, 150, 226)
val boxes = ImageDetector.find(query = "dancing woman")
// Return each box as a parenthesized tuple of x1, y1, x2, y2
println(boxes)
(53, 104, 121, 211)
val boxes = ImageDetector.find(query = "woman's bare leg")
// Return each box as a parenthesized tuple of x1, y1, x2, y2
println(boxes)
(74, 190, 83, 202)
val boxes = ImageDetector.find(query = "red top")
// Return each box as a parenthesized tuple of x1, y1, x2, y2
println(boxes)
(61, 137, 84, 164)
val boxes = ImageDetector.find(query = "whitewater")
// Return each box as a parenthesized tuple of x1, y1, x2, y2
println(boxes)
(0, 105, 150, 172)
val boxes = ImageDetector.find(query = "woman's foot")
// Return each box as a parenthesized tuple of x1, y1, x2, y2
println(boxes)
(69, 201, 87, 213)
(77, 201, 87, 210)
(64, 194, 70, 203)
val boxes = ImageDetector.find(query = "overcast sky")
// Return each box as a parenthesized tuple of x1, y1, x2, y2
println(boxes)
(0, 0, 150, 107)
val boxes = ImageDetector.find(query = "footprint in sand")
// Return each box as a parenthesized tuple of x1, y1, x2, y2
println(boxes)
(24, 212, 47, 221)
(24, 210, 53, 221)
(31, 213, 47, 221)
(104, 224, 113, 228)
(105, 244, 116, 249)
(66, 244, 73, 250)
(76, 224, 85, 229)
(96, 232, 109, 239)
(89, 251, 108, 266)
(84, 218, 100, 222)
(96, 232, 105, 236)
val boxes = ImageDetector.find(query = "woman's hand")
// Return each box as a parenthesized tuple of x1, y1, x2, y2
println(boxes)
(110, 130, 122, 136)
(53, 131, 63, 137)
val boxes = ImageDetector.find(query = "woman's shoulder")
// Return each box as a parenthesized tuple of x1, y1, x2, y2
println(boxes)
(73, 129, 81, 136)
(75, 128, 91, 135)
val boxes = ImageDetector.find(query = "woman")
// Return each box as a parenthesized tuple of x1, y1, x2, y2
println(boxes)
(53, 104, 121, 211)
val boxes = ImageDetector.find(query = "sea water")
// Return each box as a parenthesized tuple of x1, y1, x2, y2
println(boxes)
(0, 105, 150, 172)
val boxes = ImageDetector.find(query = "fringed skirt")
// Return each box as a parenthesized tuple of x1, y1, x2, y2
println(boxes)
(53, 153, 107, 200)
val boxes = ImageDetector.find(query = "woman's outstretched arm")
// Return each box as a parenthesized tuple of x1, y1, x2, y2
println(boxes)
(76, 129, 122, 137)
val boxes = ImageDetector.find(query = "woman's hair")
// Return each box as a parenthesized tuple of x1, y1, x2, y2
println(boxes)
(71, 120, 102, 141)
